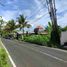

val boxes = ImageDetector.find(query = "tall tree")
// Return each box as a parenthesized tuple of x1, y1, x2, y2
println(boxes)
(27, 24, 31, 29)
(17, 14, 28, 36)
(62, 26, 67, 31)
(27, 24, 31, 32)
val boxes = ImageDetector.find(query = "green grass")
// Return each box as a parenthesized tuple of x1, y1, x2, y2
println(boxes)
(0, 48, 10, 67)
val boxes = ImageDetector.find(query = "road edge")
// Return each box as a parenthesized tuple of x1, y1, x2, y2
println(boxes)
(0, 39, 16, 67)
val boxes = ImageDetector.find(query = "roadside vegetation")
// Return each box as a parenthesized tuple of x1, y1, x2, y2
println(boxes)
(0, 15, 67, 48)
(0, 48, 10, 67)
(23, 22, 61, 48)
(24, 35, 50, 46)
(24, 22, 51, 46)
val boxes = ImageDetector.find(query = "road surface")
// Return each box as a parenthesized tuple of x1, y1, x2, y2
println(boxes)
(1, 39, 67, 67)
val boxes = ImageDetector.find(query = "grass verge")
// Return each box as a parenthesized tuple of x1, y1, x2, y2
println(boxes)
(0, 48, 10, 67)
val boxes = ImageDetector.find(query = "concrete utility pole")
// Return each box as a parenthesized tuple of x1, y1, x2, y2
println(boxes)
(46, 0, 60, 45)
(46, 0, 57, 30)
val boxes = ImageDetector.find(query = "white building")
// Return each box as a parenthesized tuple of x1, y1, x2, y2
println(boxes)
(60, 31, 67, 45)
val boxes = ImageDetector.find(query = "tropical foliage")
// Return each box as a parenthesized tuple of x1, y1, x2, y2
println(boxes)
(17, 15, 27, 33)
(4, 19, 15, 33)
(61, 26, 67, 31)
(17, 14, 31, 39)
(24, 35, 50, 46)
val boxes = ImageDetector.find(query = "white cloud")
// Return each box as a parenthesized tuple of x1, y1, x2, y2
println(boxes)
(35, 11, 48, 19)
(6, 0, 17, 4)
(17, 9, 31, 17)
(28, 13, 50, 27)
(34, 0, 46, 9)
(2, 10, 17, 21)
(34, 0, 41, 9)
(1, 9, 31, 22)
(30, 0, 49, 27)
(34, 0, 44, 10)
(58, 12, 67, 27)
(7, 1, 12, 4)
(56, 0, 67, 13)
(55, 0, 67, 27)
(1, 0, 67, 28)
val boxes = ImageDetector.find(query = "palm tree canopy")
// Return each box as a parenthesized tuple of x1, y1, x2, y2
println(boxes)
(18, 15, 26, 25)
(27, 24, 31, 28)
(5, 19, 15, 31)
(17, 14, 28, 30)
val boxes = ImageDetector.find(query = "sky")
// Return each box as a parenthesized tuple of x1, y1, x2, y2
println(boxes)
(0, 0, 67, 29)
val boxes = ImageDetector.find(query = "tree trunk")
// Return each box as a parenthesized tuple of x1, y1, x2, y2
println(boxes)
(22, 28, 24, 40)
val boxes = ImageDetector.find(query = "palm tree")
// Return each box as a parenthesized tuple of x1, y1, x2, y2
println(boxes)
(17, 14, 28, 36)
(5, 19, 15, 33)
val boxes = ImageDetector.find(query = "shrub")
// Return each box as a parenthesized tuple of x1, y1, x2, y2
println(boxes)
(24, 35, 50, 46)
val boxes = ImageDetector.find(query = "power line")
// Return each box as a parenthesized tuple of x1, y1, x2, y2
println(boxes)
(27, 8, 46, 19)
(27, 0, 49, 25)
(27, 0, 47, 19)
(29, 12, 48, 25)
(38, 0, 47, 7)
(34, 12, 48, 22)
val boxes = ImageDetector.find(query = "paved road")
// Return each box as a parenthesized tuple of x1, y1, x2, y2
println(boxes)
(1, 39, 67, 67)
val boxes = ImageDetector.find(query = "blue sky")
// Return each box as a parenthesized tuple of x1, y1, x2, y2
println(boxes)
(0, 0, 67, 29)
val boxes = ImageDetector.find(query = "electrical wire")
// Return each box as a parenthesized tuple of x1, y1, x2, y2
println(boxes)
(27, 0, 47, 19)
(27, 8, 45, 19)
(29, 12, 48, 25)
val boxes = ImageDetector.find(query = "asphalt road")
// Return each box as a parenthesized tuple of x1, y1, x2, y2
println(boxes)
(1, 39, 67, 67)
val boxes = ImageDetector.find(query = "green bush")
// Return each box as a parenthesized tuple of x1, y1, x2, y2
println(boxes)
(24, 35, 50, 46)
(24, 35, 59, 48)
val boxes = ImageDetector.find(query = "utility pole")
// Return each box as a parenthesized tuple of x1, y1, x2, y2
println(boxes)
(46, 0, 60, 45)
(46, 0, 57, 30)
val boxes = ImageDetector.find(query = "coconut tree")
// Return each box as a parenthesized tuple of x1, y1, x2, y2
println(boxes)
(27, 24, 31, 29)
(3, 19, 16, 38)
(27, 24, 31, 33)
(5, 19, 15, 33)
(17, 14, 28, 36)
